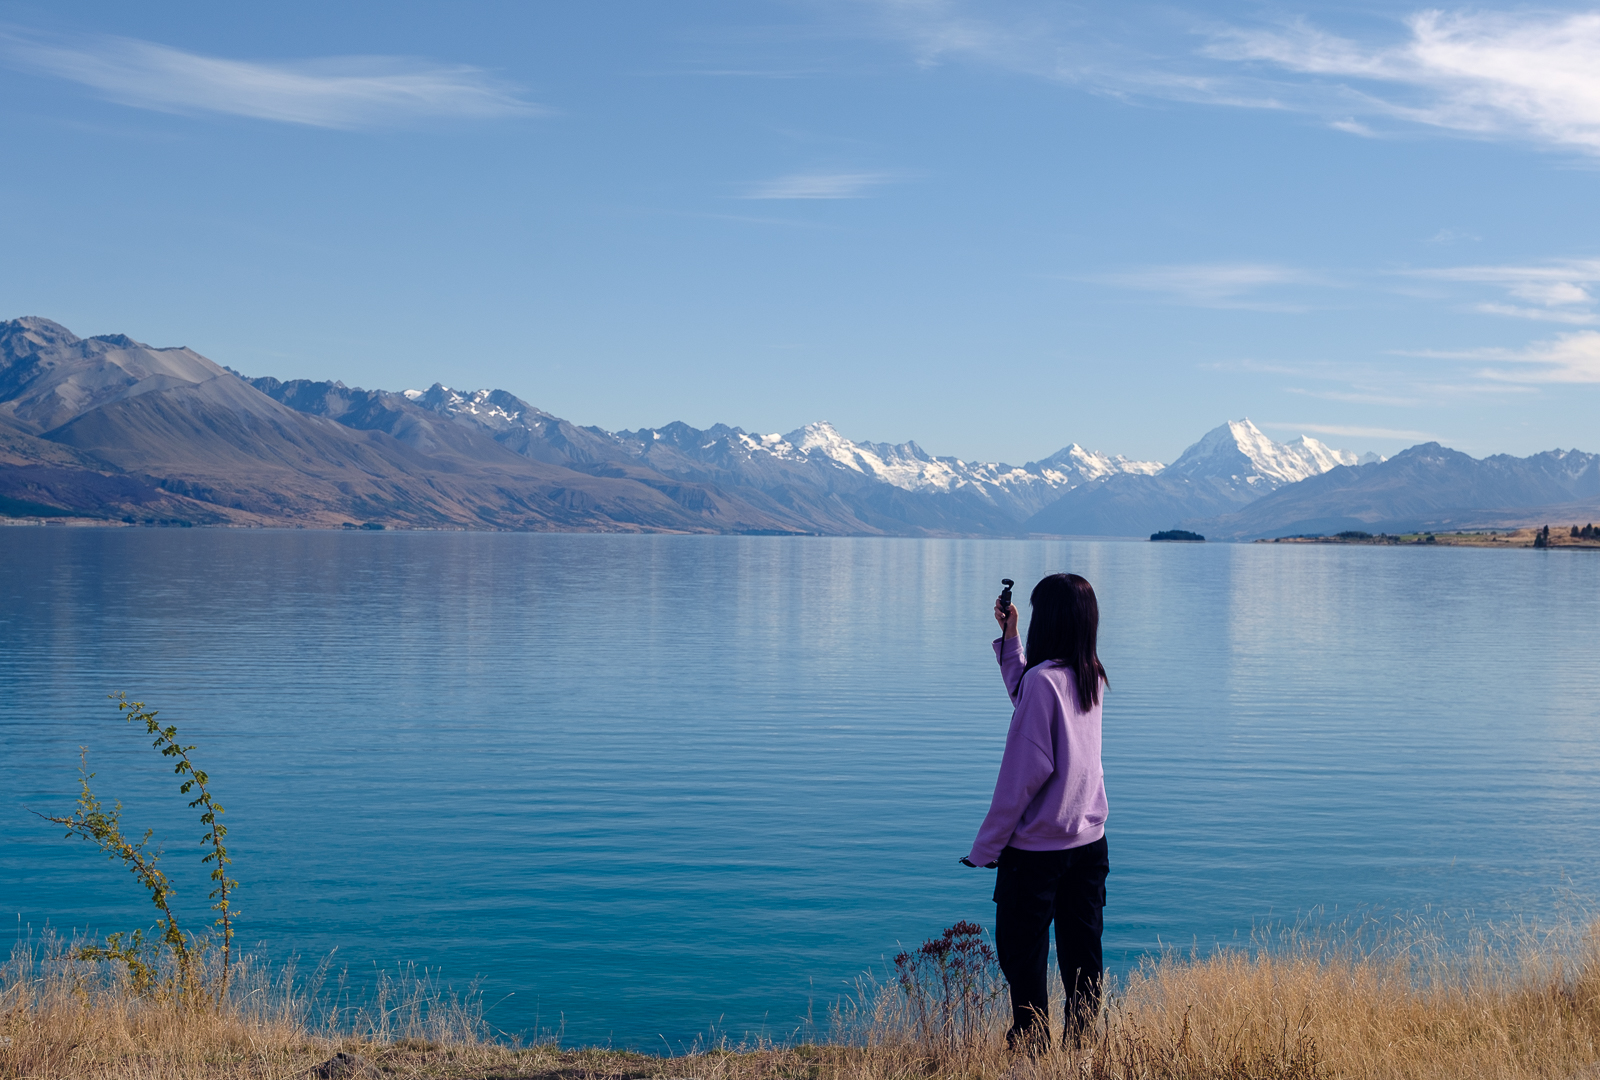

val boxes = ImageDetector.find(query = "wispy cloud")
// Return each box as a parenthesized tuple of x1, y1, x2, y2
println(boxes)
(1211, 353, 1536, 408)
(742, 172, 892, 199)
(1474, 303, 1597, 325)
(868, 0, 1057, 71)
(1329, 118, 1380, 137)
(861, 3, 1600, 155)
(1413, 259, 1600, 286)
(1086, 262, 1326, 310)
(1103, 255, 1600, 395)
(1, 30, 542, 128)
(1207, 10, 1600, 153)
(860, 1, 1285, 106)
(1412, 331, 1600, 383)
(1404, 259, 1600, 325)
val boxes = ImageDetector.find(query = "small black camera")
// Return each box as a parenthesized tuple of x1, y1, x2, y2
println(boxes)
(999, 578, 1014, 608)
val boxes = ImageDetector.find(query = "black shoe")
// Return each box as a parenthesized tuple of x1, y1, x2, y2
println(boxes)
(1006, 1025, 1050, 1055)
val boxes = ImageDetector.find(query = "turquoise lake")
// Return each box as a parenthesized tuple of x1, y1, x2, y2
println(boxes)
(2, 529, 1598, 1046)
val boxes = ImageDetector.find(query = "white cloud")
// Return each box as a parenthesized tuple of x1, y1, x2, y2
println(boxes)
(1329, 118, 1378, 137)
(1088, 263, 1567, 327)
(1473, 303, 1597, 325)
(1416, 331, 1600, 383)
(1, 31, 542, 128)
(1087, 262, 1324, 309)
(1509, 280, 1592, 306)
(1209, 10, 1600, 153)
(1418, 259, 1600, 285)
(742, 172, 891, 199)
(860, 3, 1600, 154)
(866, 0, 1060, 73)
(858, 1, 1295, 109)
(1214, 351, 1537, 406)
(1405, 258, 1600, 324)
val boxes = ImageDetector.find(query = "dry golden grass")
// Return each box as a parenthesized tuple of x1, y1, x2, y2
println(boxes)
(5, 919, 1600, 1080)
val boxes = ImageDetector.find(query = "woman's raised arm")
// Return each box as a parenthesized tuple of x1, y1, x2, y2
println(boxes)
(993, 594, 1025, 704)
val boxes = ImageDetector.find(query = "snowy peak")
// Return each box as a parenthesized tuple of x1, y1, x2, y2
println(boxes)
(786, 420, 869, 469)
(763, 422, 1161, 496)
(1033, 443, 1164, 486)
(780, 421, 965, 491)
(1169, 419, 1358, 489)
(1281, 434, 1359, 476)
(368, 389, 1376, 523)
(404, 383, 541, 429)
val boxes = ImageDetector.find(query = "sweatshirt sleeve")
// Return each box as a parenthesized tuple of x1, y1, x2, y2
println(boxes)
(993, 636, 1026, 704)
(967, 671, 1057, 867)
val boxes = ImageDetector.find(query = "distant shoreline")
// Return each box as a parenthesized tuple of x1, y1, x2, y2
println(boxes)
(1261, 526, 1600, 549)
(8, 516, 1600, 549)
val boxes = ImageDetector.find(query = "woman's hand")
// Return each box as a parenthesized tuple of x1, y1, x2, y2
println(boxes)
(994, 597, 1019, 639)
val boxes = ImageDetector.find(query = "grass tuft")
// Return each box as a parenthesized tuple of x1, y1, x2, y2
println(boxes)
(3, 916, 1599, 1078)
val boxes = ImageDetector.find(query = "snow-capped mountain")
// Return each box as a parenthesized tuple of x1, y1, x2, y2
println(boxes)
(776, 424, 1164, 494)
(9, 316, 1589, 537)
(391, 389, 1166, 525)
(396, 390, 1367, 536)
(1033, 443, 1166, 484)
(618, 420, 1163, 498)
(250, 369, 1375, 536)
(255, 372, 1387, 536)
(1194, 442, 1600, 539)
(601, 419, 1164, 525)
(399, 384, 623, 465)
(1168, 419, 1359, 490)
(1022, 419, 1370, 536)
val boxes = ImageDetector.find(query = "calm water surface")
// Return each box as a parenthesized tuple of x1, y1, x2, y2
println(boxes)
(2, 529, 1598, 1045)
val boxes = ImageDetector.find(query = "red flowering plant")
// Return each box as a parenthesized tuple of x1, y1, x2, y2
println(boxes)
(892, 921, 1005, 1050)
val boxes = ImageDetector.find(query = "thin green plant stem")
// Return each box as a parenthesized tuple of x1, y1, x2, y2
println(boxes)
(115, 692, 238, 1006)
(31, 751, 195, 998)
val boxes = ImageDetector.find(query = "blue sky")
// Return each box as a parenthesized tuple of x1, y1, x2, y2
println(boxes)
(3, 1, 1600, 464)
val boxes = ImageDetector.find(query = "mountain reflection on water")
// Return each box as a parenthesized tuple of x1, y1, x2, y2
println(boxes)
(2, 529, 1597, 1046)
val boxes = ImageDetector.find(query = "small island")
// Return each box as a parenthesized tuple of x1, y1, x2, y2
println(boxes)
(1151, 529, 1205, 542)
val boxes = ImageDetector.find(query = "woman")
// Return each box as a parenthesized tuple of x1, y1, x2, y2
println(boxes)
(962, 573, 1109, 1047)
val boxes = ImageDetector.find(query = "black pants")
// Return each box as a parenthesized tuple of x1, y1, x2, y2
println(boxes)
(993, 837, 1109, 1044)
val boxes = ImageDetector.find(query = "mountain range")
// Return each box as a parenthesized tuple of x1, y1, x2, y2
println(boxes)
(1, 317, 1595, 538)
(1190, 442, 1600, 538)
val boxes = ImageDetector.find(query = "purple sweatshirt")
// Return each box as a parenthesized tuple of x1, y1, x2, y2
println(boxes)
(967, 636, 1107, 866)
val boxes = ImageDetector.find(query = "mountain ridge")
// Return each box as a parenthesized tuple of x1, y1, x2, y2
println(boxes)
(1188, 442, 1600, 539)
(1021, 419, 1374, 535)
(3, 317, 1593, 537)
(246, 373, 1173, 532)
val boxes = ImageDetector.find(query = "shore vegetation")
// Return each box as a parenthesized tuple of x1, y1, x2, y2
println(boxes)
(4, 914, 1598, 1079)
(1263, 525, 1600, 548)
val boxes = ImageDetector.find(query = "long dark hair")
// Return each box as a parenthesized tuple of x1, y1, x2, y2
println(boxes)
(1022, 573, 1107, 713)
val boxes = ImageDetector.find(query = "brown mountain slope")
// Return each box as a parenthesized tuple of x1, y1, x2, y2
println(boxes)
(243, 376, 878, 534)
(0, 318, 808, 531)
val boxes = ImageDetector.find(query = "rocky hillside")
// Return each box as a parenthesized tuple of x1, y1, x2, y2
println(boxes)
(1189, 442, 1600, 538)
(7, 316, 1590, 538)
